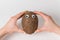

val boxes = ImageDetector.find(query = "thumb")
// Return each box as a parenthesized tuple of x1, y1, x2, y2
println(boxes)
(17, 29, 25, 33)
(35, 28, 43, 33)
(35, 27, 46, 33)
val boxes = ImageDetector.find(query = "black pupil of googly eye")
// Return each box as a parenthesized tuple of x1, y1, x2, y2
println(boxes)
(25, 15, 29, 18)
(32, 15, 35, 18)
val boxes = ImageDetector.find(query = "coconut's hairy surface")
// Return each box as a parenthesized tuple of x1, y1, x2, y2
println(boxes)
(22, 11, 38, 34)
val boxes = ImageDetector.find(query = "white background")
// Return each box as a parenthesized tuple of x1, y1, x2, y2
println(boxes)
(0, 0, 60, 40)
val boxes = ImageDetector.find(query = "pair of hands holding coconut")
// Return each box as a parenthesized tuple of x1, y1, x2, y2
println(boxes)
(0, 11, 60, 37)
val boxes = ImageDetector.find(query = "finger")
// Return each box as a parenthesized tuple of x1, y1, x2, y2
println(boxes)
(35, 29, 42, 33)
(35, 26, 46, 33)
(34, 11, 49, 21)
(10, 11, 25, 23)
(13, 11, 25, 20)
(17, 29, 25, 33)
(35, 28, 44, 33)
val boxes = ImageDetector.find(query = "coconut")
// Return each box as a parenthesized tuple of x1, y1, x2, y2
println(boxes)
(22, 11, 38, 34)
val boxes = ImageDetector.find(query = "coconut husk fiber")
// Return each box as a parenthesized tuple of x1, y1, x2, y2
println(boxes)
(22, 11, 38, 34)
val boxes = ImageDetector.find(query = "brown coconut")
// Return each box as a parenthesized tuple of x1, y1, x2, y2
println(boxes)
(22, 11, 38, 34)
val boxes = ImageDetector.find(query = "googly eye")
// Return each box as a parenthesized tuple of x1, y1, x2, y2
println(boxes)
(32, 15, 35, 18)
(25, 15, 29, 18)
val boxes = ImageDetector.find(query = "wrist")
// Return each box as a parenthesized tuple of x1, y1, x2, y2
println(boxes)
(53, 26, 60, 35)
(0, 28, 7, 35)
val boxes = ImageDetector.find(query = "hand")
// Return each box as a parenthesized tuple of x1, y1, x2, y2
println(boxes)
(2, 12, 25, 34)
(35, 11, 60, 34)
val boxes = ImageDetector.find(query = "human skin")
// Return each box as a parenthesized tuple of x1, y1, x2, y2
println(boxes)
(0, 11, 60, 40)
(0, 12, 25, 40)
(35, 11, 60, 35)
